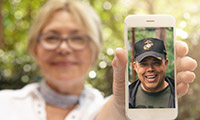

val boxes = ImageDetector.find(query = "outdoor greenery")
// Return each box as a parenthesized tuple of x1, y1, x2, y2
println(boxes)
(0, 0, 200, 119)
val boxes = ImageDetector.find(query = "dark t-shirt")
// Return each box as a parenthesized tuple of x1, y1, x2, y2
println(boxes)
(135, 84, 170, 108)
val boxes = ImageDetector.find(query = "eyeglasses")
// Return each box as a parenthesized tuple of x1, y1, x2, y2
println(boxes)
(38, 33, 91, 50)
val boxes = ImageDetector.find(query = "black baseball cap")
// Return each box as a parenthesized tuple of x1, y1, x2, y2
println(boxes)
(134, 38, 167, 62)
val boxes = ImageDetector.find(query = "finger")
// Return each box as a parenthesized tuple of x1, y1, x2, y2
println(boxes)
(177, 83, 189, 98)
(112, 48, 127, 71)
(176, 56, 197, 72)
(176, 40, 188, 57)
(112, 48, 128, 104)
(177, 71, 196, 84)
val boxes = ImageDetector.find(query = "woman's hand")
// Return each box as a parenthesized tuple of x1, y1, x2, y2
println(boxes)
(95, 48, 127, 120)
(176, 41, 197, 98)
(95, 40, 197, 120)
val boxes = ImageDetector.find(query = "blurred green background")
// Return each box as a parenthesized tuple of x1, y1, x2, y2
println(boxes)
(0, 0, 199, 119)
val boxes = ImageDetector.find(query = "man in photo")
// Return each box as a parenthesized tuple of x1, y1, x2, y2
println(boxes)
(129, 38, 175, 108)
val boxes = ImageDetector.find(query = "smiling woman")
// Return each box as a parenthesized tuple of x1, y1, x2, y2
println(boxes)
(27, 0, 104, 119)
(34, 10, 94, 95)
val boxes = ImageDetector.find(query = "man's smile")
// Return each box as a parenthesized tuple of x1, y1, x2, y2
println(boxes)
(144, 74, 158, 83)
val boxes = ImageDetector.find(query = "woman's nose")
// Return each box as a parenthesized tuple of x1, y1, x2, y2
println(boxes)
(56, 41, 73, 54)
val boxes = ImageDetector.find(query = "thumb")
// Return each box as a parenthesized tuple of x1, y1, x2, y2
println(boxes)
(112, 48, 128, 105)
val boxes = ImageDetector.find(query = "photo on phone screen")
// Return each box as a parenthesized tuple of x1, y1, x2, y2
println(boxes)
(128, 27, 175, 109)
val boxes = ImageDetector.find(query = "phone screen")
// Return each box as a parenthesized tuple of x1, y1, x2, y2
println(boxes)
(128, 27, 175, 109)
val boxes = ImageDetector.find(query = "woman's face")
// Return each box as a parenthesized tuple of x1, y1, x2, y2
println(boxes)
(34, 10, 93, 95)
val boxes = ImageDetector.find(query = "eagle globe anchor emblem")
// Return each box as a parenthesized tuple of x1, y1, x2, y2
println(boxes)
(143, 40, 153, 50)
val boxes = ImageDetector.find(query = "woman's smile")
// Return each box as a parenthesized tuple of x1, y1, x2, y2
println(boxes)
(50, 60, 78, 68)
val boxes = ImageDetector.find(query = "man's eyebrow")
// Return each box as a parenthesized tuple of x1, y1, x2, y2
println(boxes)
(140, 58, 148, 63)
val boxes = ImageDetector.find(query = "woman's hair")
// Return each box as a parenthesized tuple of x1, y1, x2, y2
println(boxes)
(28, 0, 103, 65)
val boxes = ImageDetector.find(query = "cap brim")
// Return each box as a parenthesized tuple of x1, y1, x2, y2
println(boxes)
(135, 51, 165, 62)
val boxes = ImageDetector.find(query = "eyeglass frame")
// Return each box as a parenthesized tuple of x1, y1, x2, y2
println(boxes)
(37, 33, 91, 51)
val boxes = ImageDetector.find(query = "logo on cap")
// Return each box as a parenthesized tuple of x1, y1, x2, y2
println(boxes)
(157, 57, 162, 60)
(143, 40, 153, 50)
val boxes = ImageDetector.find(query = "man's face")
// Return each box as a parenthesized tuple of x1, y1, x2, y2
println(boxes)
(133, 56, 168, 93)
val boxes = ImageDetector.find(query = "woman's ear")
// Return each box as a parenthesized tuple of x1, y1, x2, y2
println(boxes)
(32, 45, 40, 65)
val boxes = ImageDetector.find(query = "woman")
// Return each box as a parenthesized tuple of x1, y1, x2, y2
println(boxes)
(0, 0, 197, 120)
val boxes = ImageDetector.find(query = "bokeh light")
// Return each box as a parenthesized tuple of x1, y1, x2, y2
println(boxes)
(89, 71, 96, 79)
(103, 1, 112, 10)
(106, 48, 114, 56)
(99, 61, 107, 69)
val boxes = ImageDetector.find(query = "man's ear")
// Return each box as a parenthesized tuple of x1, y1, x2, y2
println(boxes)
(165, 59, 169, 68)
(133, 61, 137, 71)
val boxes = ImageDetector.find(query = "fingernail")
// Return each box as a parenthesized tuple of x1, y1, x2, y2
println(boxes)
(115, 47, 123, 52)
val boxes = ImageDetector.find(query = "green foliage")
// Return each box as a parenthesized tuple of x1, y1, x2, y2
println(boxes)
(0, 0, 46, 89)
(165, 28, 174, 78)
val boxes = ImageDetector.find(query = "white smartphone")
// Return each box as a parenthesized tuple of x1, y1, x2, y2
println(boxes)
(124, 15, 177, 120)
